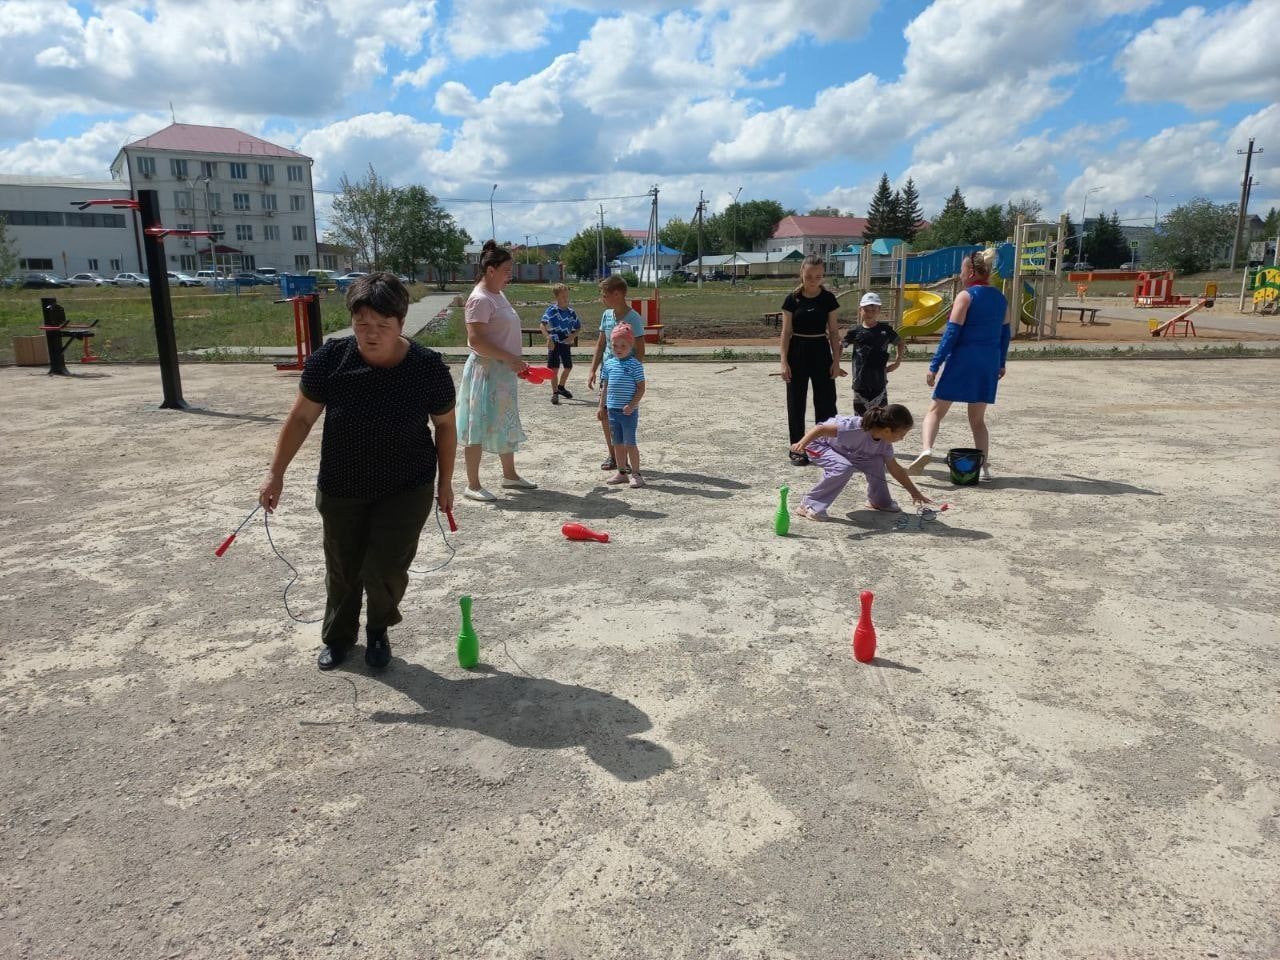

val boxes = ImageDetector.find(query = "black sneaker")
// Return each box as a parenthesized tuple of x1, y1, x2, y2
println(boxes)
(365, 628, 391, 671)
(789, 451, 810, 466)
(601, 457, 616, 470)
(558, 387, 574, 399)
(551, 393, 560, 405)
(317, 646, 346, 671)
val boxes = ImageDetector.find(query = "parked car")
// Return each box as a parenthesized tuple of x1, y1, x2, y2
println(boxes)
(332, 272, 368, 282)
(306, 269, 337, 290)
(1070, 261, 1093, 271)
(253, 267, 279, 279)
(22, 273, 69, 289)
(705, 269, 731, 281)
(65, 272, 111, 287)
(233, 272, 272, 286)
(195, 270, 230, 286)
(1120, 261, 1140, 271)
(113, 272, 149, 287)
(167, 271, 201, 287)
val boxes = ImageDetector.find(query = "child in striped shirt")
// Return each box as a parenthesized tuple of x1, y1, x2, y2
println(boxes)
(598, 324, 646, 488)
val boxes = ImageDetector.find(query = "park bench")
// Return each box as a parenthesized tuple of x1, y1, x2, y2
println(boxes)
(39, 297, 100, 375)
(522, 328, 581, 347)
(763, 311, 783, 329)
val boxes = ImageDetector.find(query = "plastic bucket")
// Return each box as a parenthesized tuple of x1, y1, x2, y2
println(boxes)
(947, 448, 984, 485)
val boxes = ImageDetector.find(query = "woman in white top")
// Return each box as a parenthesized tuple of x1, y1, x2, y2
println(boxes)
(457, 240, 535, 501)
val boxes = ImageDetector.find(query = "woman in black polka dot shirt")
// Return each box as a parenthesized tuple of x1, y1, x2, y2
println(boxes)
(258, 274, 457, 672)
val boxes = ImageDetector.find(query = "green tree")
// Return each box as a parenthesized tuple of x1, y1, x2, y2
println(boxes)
(1002, 198, 1043, 238)
(1081, 211, 1129, 269)
(0, 214, 17, 280)
(963, 204, 1005, 244)
(898, 178, 924, 241)
(1148, 197, 1237, 274)
(1261, 206, 1279, 239)
(808, 206, 842, 217)
(707, 198, 786, 253)
(384, 185, 471, 289)
(561, 225, 630, 279)
(327, 165, 396, 270)
(659, 216, 699, 262)
(913, 187, 969, 249)
(863, 173, 896, 242)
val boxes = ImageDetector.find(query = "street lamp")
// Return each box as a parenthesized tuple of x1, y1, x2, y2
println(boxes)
(728, 186, 742, 282)
(489, 184, 498, 241)
(1143, 193, 1159, 230)
(1079, 186, 1101, 265)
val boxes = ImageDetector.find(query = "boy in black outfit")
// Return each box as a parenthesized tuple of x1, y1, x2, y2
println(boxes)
(843, 291, 904, 414)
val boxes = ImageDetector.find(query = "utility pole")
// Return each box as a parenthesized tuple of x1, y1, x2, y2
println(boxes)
(696, 190, 706, 289)
(1230, 138, 1261, 270)
(596, 203, 605, 280)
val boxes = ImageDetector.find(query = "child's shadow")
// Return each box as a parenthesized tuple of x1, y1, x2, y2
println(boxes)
(493, 487, 667, 521)
(839, 509, 993, 542)
(367, 659, 674, 782)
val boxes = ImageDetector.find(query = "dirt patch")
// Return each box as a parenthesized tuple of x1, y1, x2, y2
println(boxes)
(1, 361, 1277, 959)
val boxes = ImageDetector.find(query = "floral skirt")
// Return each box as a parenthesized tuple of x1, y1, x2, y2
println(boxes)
(456, 354, 527, 455)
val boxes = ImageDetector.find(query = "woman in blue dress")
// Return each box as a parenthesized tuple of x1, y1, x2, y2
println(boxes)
(906, 250, 1010, 479)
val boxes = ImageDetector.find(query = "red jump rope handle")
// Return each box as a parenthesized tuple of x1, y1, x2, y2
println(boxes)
(445, 507, 458, 532)
(215, 533, 236, 557)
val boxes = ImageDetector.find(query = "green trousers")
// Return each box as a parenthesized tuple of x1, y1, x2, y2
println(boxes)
(315, 483, 434, 651)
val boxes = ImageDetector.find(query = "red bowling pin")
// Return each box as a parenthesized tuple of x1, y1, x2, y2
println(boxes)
(562, 522, 609, 543)
(852, 589, 877, 663)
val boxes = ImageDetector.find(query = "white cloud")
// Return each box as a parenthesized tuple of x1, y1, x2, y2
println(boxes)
(0, 113, 170, 176)
(393, 56, 448, 90)
(297, 112, 447, 189)
(446, 0, 550, 59)
(1118, 0, 1280, 110)
(434, 81, 479, 116)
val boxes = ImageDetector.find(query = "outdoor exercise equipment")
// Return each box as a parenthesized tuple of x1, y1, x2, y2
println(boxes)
(39, 298, 100, 374)
(562, 522, 609, 543)
(852, 590, 876, 663)
(456, 595, 479, 668)
(71, 189, 224, 409)
(273, 293, 322, 372)
(1148, 298, 1210, 338)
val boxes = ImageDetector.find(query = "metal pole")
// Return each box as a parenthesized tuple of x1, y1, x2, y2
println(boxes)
(696, 191, 705, 289)
(489, 184, 497, 241)
(1230, 139, 1260, 270)
(138, 189, 187, 410)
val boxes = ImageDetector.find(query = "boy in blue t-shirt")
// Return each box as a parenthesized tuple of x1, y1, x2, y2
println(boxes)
(598, 323, 646, 488)
(539, 282, 581, 406)
(589, 274, 646, 470)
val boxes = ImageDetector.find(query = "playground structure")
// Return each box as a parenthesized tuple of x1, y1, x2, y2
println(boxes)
(1006, 216, 1068, 339)
(1243, 266, 1280, 314)
(1148, 297, 1211, 337)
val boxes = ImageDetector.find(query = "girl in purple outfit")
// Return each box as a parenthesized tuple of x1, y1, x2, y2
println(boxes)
(790, 404, 931, 521)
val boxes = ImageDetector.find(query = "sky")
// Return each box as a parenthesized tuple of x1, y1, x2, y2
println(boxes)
(0, 0, 1277, 246)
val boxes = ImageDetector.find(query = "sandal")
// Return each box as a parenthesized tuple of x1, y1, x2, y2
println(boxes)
(788, 451, 809, 466)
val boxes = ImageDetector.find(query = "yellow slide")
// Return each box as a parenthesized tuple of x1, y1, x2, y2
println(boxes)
(898, 288, 946, 339)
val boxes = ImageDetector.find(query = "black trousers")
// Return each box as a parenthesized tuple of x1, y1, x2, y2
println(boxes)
(786, 338, 837, 443)
(315, 483, 434, 651)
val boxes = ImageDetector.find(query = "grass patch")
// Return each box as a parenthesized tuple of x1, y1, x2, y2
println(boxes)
(0, 284, 433, 364)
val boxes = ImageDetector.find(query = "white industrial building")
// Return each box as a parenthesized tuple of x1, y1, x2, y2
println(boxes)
(109, 123, 319, 275)
(0, 175, 142, 277)
(0, 123, 319, 280)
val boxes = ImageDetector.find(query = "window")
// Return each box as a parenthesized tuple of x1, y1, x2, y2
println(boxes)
(137, 156, 156, 176)
(287, 164, 305, 182)
(0, 209, 63, 226)
(292, 225, 307, 241)
(289, 194, 305, 211)
(179, 255, 197, 271)
(263, 225, 280, 241)
(173, 190, 193, 209)
(229, 162, 248, 179)
(208, 193, 221, 211)
(321, 254, 338, 270)
(258, 164, 275, 183)
(170, 158, 188, 178)
(176, 223, 192, 231)
(200, 161, 217, 178)
(235, 224, 254, 241)
(294, 254, 311, 270)
(65, 212, 126, 228)
(21, 258, 54, 270)
(210, 223, 224, 236)
(110, 258, 121, 272)
(261, 193, 277, 211)
(242, 255, 256, 270)
(233, 193, 251, 211)
(88, 258, 99, 271)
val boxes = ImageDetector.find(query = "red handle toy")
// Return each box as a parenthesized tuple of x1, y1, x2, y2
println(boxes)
(215, 505, 261, 557)
(562, 522, 609, 543)
(444, 506, 458, 532)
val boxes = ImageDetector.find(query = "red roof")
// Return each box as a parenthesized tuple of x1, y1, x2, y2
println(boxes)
(620, 229, 649, 240)
(121, 123, 308, 160)
(771, 215, 868, 239)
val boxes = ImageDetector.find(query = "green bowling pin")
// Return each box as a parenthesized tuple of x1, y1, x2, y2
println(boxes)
(775, 485, 790, 536)
(456, 595, 479, 668)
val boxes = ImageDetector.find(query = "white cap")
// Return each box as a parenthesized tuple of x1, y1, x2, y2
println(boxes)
(860, 292, 882, 308)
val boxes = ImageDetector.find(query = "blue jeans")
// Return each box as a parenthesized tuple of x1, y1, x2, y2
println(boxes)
(607, 408, 639, 446)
